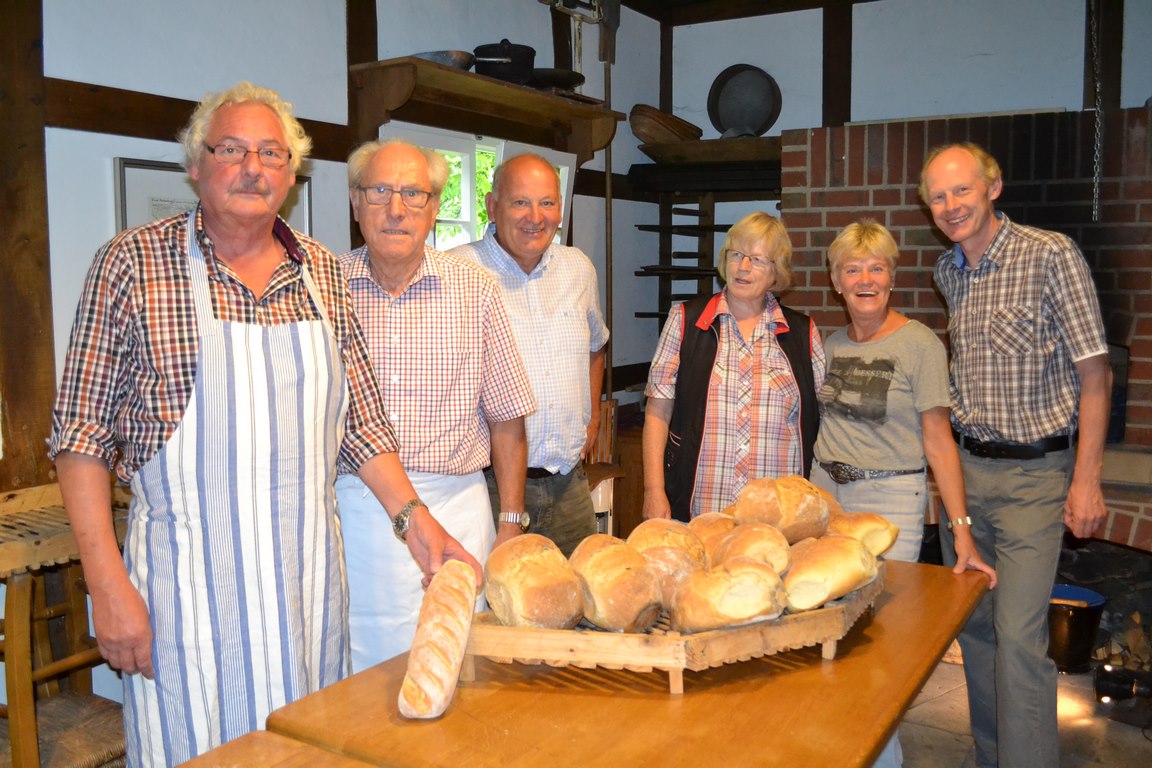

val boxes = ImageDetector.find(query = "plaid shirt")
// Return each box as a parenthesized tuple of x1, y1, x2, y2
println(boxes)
(49, 206, 399, 482)
(934, 214, 1108, 443)
(339, 245, 535, 475)
(646, 290, 826, 516)
(449, 227, 609, 474)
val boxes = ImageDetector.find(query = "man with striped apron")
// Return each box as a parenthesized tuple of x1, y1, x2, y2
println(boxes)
(50, 84, 479, 766)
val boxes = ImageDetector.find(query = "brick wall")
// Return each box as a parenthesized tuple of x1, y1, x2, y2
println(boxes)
(778, 107, 1152, 551)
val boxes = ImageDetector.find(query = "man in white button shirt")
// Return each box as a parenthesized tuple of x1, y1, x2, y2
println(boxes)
(451, 153, 609, 556)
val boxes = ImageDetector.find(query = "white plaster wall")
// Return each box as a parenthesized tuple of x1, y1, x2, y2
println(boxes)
(672, 10, 823, 138)
(1123, 0, 1152, 108)
(43, 0, 347, 124)
(853, 0, 1084, 122)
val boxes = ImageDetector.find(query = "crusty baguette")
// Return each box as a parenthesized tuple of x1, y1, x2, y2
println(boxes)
(397, 559, 478, 719)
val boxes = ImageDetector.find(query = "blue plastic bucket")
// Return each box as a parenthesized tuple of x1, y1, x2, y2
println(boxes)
(1047, 584, 1106, 674)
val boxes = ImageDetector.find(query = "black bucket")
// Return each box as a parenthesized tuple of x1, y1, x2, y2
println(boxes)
(1047, 584, 1105, 674)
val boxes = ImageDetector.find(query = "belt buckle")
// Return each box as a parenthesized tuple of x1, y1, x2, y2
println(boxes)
(826, 462, 858, 484)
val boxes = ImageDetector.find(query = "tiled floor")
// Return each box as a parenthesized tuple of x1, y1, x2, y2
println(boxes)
(899, 658, 1152, 767)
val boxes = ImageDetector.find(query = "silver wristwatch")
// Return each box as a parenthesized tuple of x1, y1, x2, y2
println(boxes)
(393, 498, 427, 542)
(498, 510, 531, 532)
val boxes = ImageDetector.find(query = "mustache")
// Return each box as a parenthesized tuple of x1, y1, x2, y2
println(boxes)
(233, 180, 269, 194)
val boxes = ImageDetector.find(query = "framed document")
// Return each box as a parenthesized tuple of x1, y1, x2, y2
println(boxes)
(114, 158, 312, 234)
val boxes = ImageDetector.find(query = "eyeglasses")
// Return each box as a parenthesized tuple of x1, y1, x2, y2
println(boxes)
(356, 185, 434, 209)
(203, 143, 291, 168)
(726, 251, 775, 270)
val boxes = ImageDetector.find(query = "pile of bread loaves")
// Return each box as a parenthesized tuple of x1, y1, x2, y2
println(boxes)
(485, 475, 899, 635)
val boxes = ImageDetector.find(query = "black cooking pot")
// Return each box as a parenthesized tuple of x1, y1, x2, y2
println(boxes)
(474, 39, 536, 84)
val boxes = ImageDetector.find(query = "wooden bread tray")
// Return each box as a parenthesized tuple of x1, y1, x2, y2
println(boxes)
(462, 561, 885, 694)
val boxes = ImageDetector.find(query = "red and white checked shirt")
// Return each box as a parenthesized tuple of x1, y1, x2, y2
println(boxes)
(646, 290, 826, 517)
(48, 207, 399, 482)
(338, 245, 536, 475)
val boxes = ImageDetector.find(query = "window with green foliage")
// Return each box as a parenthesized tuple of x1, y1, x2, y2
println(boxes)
(434, 147, 497, 250)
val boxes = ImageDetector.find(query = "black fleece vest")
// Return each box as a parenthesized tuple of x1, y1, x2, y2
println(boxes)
(663, 293, 818, 522)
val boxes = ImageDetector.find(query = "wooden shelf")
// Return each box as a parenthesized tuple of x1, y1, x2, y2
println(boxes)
(350, 57, 624, 165)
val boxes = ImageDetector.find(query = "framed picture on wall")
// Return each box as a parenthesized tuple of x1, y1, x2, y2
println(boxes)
(114, 158, 312, 234)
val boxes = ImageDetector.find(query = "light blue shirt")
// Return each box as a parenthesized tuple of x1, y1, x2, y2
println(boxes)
(450, 226, 609, 473)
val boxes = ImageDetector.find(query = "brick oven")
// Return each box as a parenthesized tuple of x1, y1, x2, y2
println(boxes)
(778, 106, 1152, 552)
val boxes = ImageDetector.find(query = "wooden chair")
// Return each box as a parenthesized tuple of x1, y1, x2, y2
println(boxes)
(0, 484, 127, 767)
(585, 398, 625, 536)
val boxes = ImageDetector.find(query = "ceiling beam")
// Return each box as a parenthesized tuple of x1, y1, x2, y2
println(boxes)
(621, 0, 880, 27)
(822, 0, 852, 128)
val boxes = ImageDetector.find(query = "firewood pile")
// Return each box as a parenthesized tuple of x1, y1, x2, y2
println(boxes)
(1093, 610, 1152, 672)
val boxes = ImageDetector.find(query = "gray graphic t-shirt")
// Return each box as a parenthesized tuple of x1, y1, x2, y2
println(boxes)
(814, 319, 949, 471)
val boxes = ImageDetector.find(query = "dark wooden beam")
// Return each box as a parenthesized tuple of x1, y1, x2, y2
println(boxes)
(551, 6, 574, 71)
(822, 0, 852, 128)
(1, 0, 57, 488)
(346, 0, 378, 248)
(622, 0, 880, 26)
(1082, 0, 1123, 112)
(45, 79, 354, 163)
(659, 22, 673, 113)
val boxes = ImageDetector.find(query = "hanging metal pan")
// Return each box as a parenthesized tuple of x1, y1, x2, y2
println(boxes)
(707, 64, 782, 138)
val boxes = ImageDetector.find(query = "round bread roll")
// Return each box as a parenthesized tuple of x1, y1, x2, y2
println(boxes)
(569, 534, 662, 632)
(641, 545, 705, 610)
(729, 475, 830, 543)
(672, 557, 787, 633)
(813, 484, 845, 517)
(485, 533, 583, 629)
(711, 522, 791, 574)
(783, 534, 878, 612)
(687, 511, 738, 565)
(626, 518, 707, 568)
(827, 511, 900, 558)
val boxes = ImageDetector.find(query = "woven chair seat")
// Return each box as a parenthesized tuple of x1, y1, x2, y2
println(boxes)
(0, 691, 124, 767)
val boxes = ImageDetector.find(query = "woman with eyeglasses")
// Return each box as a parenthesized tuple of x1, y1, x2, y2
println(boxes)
(642, 211, 825, 522)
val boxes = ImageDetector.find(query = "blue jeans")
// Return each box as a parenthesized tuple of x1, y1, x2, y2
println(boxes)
(484, 465, 597, 557)
(940, 449, 1071, 768)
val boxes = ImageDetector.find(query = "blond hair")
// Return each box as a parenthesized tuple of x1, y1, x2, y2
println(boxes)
(717, 211, 793, 293)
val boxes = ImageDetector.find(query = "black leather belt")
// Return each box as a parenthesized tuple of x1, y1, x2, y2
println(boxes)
(525, 467, 557, 479)
(952, 429, 1075, 460)
(818, 461, 924, 485)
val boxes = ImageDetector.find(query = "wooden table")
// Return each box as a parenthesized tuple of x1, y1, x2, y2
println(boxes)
(267, 561, 988, 767)
(181, 730, 375, 767)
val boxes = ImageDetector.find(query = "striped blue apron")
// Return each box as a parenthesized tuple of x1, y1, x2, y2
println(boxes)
(122, 214, 350, 766)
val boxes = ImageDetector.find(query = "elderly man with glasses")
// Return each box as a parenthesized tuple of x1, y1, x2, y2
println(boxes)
(49, 84, 479, 766)
(337, 138, 535, 671)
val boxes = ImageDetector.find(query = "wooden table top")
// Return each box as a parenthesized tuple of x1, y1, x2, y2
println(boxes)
(181, 729, 376, 767)
(267, 561, 987, 767)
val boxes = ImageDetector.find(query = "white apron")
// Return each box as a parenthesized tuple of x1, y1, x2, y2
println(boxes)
(337, 470, 493, 672)
(123, 215, 350, 766)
